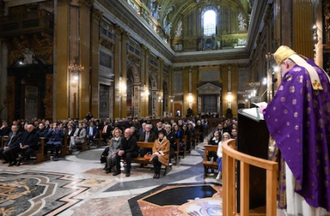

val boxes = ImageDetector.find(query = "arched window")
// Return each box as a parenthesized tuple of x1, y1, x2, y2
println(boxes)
(203, 9, 216, 36)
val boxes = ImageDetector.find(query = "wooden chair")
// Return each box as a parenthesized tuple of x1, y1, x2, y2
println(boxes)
(1, 135, 8, 148)
(202, 145, 218, 178)
(60, 135, 68, 157)
(34, 137, 49, 163)
(174, 138, 181, 165)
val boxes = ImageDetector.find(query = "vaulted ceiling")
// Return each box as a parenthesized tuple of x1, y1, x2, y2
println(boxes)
(155, 0, 251, 24)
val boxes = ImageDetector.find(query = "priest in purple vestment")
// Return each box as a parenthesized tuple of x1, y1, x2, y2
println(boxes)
(262, 45, 330, 215)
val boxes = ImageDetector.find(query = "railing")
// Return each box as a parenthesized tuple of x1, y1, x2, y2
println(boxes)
(222, 139, 278, 216)
(0, 9, 54, 36)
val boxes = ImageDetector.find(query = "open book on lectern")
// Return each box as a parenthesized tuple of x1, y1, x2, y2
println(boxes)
(240, 102, 267, 121)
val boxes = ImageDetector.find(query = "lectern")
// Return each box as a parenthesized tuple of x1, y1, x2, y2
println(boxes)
(237, 108, 270, 212)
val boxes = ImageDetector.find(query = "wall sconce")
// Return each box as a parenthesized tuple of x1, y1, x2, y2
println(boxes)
(227, 92, 233, 102)
(68, 56, 84, 73)
(68, 57, 84, 86)
(188, 93, 193, 108)
(227, 92, 233, 109)
(188, 93, 193, 103)
(157, 92, 163, 102)
(119, 76, 127, 94)
(140, 84, 149, 97)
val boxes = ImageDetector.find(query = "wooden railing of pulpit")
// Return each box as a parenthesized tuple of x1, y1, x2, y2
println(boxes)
(222, 139, 278, 216)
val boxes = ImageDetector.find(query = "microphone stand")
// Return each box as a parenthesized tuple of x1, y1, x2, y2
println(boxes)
(258, 78, 278, 102)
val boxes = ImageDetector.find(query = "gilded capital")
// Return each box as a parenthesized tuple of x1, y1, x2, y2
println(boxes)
(114, 25, 123, 36)
(78, 0, 93, 8)
(122, 32, 130, 40)
(92, 8, 103, 21)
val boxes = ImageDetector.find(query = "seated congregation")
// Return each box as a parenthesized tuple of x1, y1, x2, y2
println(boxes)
(0, 116, 238, 180)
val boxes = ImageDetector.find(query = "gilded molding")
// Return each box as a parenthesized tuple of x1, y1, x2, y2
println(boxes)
(128, 54, 141, 67)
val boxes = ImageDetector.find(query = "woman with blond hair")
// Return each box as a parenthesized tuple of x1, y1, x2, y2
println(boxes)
(216, 132, 231, 180)
(105, 128, 122, 173)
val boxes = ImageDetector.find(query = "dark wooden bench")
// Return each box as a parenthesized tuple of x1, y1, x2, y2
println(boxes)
(132, 141, 169, 176)
(202, 145, 218, 178)
(73, 136, 88, 151)
(1, 135, 8, 148)
(2, 136, 49, 164)
(3, 134, 69, 163)
(180, 135, 187, 158)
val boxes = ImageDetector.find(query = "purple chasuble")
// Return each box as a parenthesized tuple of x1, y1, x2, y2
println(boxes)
(264, 59, 330, 211)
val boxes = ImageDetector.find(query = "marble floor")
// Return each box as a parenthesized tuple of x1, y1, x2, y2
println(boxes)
(0, 142, 224, 216)
(0, 140, 288, 216)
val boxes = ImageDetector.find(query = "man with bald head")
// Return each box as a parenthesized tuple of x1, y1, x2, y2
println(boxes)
(16, 124, 39, 166)
(113, 128, 139, 177)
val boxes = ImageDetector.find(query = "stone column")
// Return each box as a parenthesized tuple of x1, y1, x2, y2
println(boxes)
(113, 26, 122, 118)
(91, 8, 103, 118)
(55, 0, 72, 120)
(120, 31, 129, 118)
(79, 0, 92, 119)
(157, 58, 164, 117)
(0, 40, 8, 120)
(280, 0, 293, 46)
(140, 45, 150, 118)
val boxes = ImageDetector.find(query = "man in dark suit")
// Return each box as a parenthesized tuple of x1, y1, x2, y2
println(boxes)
(16, 124, 39, 166)
(1, 125, 22, 165)
(44, 123, 64, 161)
(138, 124, 157, 156)
(37, 123, 48, 137)
(86, 121, 98, 145)
(113, 128, 139, 177)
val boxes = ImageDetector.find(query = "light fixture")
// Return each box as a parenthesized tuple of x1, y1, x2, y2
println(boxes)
(273, 66, 280, 73)
(262, 77, 267, 85)
(68, 57, 84, 74)
(188, 93, 193, 103)
(227, 93, 233, 102)
(119, 76, 127, 93)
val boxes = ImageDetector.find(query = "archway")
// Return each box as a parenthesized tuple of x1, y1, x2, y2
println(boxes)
(7, 51, 51, 120)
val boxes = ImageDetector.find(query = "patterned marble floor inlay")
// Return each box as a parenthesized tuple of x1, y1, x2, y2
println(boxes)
(128, 183, 222, 216)
(0, 171, 90, 216)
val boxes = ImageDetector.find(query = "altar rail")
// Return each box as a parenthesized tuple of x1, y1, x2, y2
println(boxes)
(222, 139, 278, 216)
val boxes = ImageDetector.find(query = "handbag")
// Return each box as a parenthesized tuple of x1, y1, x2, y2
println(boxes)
(144, 152, 152, 160)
